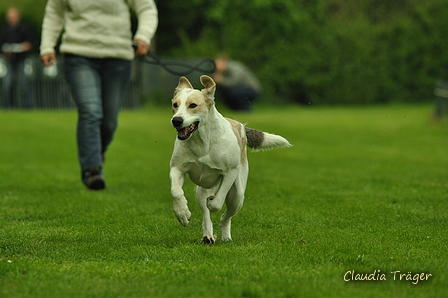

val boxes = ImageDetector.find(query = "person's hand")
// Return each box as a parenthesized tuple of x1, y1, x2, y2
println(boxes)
(22, 42, 32, 52)
(133, 39, 149, 57)
(41, 53, 57, 67)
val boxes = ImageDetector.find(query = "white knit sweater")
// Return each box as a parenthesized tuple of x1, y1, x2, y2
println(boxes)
(40, 0, 158, 60)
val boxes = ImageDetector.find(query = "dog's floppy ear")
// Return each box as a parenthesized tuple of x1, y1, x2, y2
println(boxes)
(174, 76, 194, 96)
(200, 75, 216, 101)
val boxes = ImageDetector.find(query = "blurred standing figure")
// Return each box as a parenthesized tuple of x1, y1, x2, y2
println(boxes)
(432, 79, 448, 122)
(213, 54, 261, 111)
(0, 7, 34, 109)
(40, 0, 158, 190)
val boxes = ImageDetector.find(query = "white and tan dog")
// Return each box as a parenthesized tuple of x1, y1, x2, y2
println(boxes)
(170, 75, 291, 244)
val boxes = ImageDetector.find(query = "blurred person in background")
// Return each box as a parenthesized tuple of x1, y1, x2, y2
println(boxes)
(432, 79, 448, 123)
(40, 0, 158, 190)
(0, 7, 34, 109)
(212, 54, 261, 112)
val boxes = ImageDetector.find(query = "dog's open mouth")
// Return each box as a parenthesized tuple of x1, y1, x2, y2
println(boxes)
(177, 121, 199, 140)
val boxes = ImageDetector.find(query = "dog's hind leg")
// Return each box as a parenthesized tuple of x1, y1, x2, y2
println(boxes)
(220, 185, 244, 241)
(196, 186, 217, 244)
(220, 169, 247, 241)
(207, 168, 239, 213)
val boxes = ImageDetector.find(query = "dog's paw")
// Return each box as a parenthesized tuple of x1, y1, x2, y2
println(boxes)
(206, 196, 221, 213)
(221, 231, 232, 241)
(174, 208, 191, 227)
(221, 235, 232, 242)
(176, 212, 191, 227)
(201, 235, 216, 245)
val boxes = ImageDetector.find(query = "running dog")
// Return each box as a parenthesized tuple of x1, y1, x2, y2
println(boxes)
(169, 75, 291, 244)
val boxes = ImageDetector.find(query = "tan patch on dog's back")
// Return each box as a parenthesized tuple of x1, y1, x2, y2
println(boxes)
(225, 118, 247, 164)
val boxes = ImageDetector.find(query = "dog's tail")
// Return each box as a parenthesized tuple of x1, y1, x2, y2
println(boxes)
(245, 127, 292, 151)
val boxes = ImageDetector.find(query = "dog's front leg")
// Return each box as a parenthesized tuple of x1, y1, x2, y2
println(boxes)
(196, 186, 216, 244)
(170, 167, 191, 226)
(207, 168, 239, 213)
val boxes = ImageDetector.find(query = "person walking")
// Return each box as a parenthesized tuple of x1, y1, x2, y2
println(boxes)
(0, 7, 34, 108)
(40, 0, 158, 190)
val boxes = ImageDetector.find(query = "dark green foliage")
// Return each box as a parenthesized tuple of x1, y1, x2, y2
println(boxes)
(157, 0, 448, 104)
(5, 0, 448, 104)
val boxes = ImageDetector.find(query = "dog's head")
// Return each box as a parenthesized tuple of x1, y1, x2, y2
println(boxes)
(171, 75, 216, 140)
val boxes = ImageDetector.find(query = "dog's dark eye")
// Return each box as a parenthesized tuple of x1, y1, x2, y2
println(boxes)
(189, 104, 197, 109)
(173, 103, 178, 108)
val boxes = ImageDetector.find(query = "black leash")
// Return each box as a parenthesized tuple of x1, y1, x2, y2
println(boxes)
(136, 48, 216, 76)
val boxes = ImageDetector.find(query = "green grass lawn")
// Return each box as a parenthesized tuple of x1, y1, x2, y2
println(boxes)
(1, 104, 447, 297)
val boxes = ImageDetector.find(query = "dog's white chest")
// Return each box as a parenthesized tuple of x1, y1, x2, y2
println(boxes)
(185, 151, 237, 188)
(188, 165, 222, 189)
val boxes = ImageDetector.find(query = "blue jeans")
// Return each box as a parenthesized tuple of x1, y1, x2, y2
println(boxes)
(63, 54, 131, 177)
(2, 59, 33, 108)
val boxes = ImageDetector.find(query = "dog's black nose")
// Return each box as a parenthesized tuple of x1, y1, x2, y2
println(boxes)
(172, 117, 184, 128)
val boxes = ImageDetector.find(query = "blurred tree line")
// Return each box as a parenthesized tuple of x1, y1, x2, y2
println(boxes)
(3, 0, 448, 104)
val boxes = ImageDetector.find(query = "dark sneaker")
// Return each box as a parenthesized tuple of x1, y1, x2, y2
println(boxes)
(83, 166, 105, 190)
